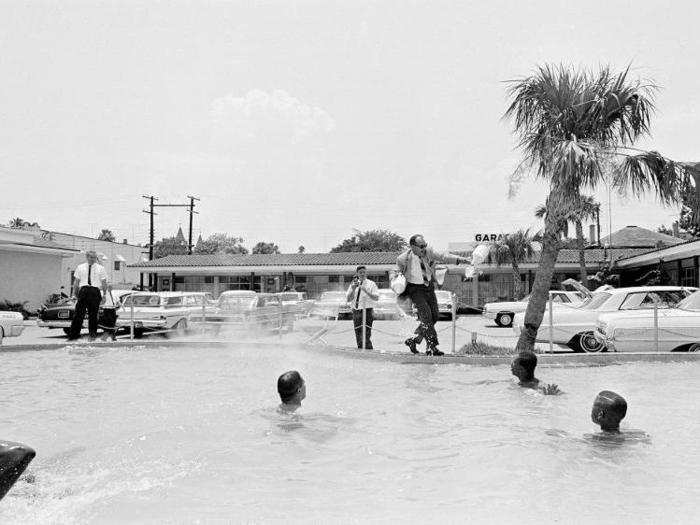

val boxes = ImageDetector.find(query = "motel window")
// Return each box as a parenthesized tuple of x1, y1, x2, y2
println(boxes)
(114, 261, 121, 271)
(328, 275, 340, 283)
(295, 276, 307, 283)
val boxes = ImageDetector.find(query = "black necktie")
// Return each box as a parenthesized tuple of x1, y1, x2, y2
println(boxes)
(355, 285, 361, 308)
(88, 264, 92, 286)
(419, 258, 430, 285)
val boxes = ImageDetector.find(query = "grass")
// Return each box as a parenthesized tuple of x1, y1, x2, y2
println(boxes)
(457, 342, 518, 356)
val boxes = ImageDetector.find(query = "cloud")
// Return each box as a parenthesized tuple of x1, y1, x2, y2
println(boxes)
(209, 89, 335, 147)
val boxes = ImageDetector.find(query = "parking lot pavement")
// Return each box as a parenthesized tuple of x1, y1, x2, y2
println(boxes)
(5, 316, 571, 354)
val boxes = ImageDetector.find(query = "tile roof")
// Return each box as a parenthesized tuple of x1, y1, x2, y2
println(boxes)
(0, 237, 79, 252)
(130, 252, 402, 268)
(130, 248, 651, 269)
(599, 225, 683, 248)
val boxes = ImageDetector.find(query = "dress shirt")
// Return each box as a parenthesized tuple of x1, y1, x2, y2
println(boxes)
(347, 278, 379, 310)
(405, 252, 430, 285)
(74, 262, 108, 288)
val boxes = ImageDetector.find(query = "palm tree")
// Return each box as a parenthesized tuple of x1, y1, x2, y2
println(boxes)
(505, 64, 693, 352)
(535, 195, 599, 286)
(486, 229, 538, 300)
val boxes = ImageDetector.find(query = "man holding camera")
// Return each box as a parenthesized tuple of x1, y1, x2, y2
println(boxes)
(346, 265, 379, 350)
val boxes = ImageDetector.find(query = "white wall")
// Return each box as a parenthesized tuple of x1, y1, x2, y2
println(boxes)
(45, 232, 146, 287)
(0, 249, 64, 311)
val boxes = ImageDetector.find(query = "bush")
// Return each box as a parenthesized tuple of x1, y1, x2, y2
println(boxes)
(0, 300, 35, 320)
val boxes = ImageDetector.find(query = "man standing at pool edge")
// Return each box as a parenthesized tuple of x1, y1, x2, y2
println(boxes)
(346, 265, 379, 350)
(397, 234, 468, 355)
(68, 250, 108, 341)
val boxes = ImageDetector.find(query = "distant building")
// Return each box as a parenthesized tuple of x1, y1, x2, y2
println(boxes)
(0, 226, 78, 310)
(599, 225, 684, 249)
(39, 230, 147, 290)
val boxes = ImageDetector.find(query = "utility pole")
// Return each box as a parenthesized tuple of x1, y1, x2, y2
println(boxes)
(187, 195, 200, 254)
(142, 195, 158, 290)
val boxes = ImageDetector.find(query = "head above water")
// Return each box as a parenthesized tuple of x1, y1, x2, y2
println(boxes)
(409, 234, 427, 256)
(277, 370, 306, 405)
(511, 351, 537, 382)
(591, 390, 627, 432)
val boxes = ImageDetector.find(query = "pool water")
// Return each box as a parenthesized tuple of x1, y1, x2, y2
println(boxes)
(1, 345, 699, 523)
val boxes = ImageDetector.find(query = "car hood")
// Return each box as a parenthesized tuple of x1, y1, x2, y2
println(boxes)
(483, 301, 525, 312)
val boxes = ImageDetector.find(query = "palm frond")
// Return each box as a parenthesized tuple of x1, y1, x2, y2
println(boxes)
(616, 151, 687, 205)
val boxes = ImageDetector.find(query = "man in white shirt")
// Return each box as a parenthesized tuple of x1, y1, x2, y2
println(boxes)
(396, 234, 468, 355)
(345, 265, 379, 350)
(68, 250, 108, 341)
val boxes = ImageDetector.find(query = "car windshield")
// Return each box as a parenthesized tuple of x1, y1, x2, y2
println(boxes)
(435, 291, 452, 300)
(676, 291, 700, 311)
(579, 292, 612, 310)
(319, 292, 346, 303)
(123, 294, 161, 307)
(278, 293, 300, 302)
(219, 296, 256, 308)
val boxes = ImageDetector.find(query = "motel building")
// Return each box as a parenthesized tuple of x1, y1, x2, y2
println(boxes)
(130, 225, 695, 306)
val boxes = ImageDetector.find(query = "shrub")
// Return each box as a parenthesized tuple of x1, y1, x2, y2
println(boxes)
(0, 300, 35, 319)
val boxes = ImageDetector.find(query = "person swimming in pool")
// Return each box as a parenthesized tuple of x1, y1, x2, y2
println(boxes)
(277, 370, 306, 413)
(510, 351, 560, 395)
(591, 390, 627, 432)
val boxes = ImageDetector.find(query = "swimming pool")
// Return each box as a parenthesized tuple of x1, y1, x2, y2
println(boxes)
(1, 344, 699, 523)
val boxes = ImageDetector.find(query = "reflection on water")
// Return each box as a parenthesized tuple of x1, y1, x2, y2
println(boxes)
(0, 347, 699, 522)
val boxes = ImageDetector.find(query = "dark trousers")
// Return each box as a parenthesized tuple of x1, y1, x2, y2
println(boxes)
(69, 286, 102, 338)
(405, 282, 439, 348)
(352, 308, 374, 349)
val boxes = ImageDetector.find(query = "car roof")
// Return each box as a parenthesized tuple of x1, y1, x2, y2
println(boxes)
(220, 290, 257, 295)
(602, 286, 691, 295)
(131, 291, 190, 297)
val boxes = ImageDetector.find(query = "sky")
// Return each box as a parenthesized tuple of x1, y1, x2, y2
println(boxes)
(2, 1, 699, 252)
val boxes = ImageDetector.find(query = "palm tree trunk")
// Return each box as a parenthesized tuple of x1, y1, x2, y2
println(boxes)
(515, 191, 563, 352)
(511, 262, 522, 300)
(575, 220, 588, 287)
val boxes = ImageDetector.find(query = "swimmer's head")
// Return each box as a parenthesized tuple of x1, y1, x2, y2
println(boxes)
(591, 390, 627, 432)
(511, 351, 537, 382)
(277, 370, 306, 405)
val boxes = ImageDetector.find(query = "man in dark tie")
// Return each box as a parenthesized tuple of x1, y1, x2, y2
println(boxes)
(68, 250, 108, 341)
(396, 235, 468, 355)
(345, 265, 379, 349)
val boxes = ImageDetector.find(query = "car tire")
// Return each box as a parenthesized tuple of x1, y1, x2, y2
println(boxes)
(62, 327, 72, 336)
(689, 343, 700, 352)
(495, 313, 513, 328)
(133, 327, 145, 339)
(579, 331, 605, 353)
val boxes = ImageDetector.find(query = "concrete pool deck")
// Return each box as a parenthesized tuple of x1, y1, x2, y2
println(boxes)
(3, 325, 700, 366)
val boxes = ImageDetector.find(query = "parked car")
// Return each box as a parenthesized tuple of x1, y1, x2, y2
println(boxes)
(116, 291, 211, 337)
(309, 291, 351, 320)
(374, 289, 405, 320)
(278, 291, 312, 316)
(594, 290, 700, 353)
(200, 291, 293, 331)
(512, 286, 696, 352)
(0, 310, 24, 343)
(37, 289, 133, 335)
(483, 290, 585, 328)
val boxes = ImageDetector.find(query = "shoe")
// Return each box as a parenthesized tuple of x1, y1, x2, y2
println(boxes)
(404, 338, 419, 354)
(427, 347, 444, 356)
